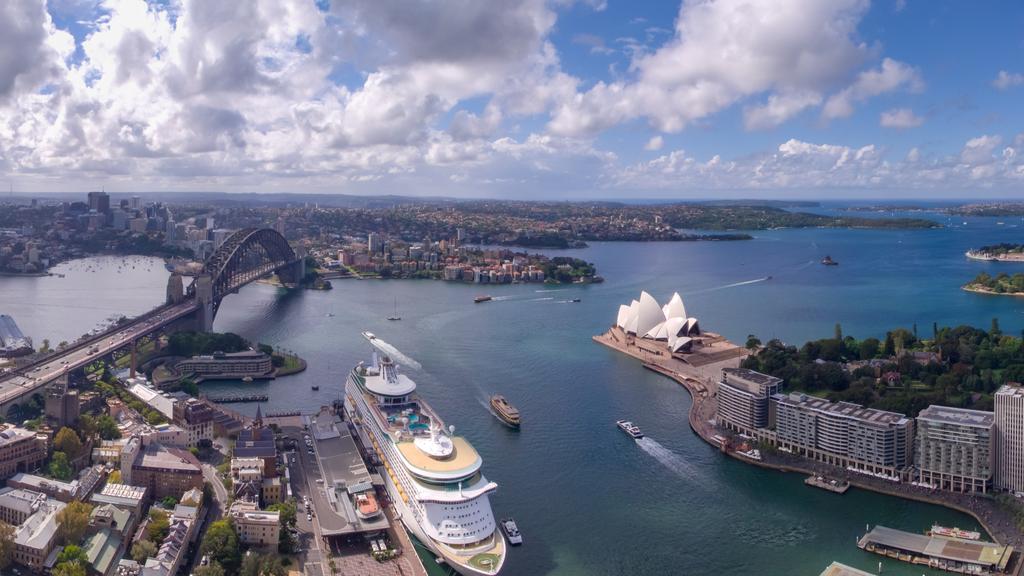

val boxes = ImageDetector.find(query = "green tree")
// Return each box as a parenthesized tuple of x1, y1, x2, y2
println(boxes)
(56, 502, 93, 545)
(241, 554, 288, 576)
(78, 414, 98, 442)
(131, 539, 157, 563)
(745, 334, 761, 351)
(195, 563, 226, 576)
(53, 563, 86, 576)
(858, 338, 881, 360)
(266, 500, 297, 526)
(57, 545, 88, 565)
(107, 470, 122, 484)
(200, 519, 241, 573)
(48, 451, 73, 481)
(146, 509, 170, 543)
(96, 414, 121, 440)
(54, 427, 83, 459)
(0, 521, 14, 571)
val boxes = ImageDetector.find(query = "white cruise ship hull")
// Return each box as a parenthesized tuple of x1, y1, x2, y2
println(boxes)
(344, 377, 505, 576)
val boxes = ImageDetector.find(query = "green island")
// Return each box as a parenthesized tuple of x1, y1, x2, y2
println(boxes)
(963, 272, 1024, 296)
(741, 320, 1022, 417)
(653, 204, 941, 230)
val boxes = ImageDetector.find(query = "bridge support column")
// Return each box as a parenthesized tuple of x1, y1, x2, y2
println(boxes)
(195, 274, 215, 332)
(130, 342, 137, 378)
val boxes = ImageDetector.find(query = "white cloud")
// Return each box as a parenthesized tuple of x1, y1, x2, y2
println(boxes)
(550, 0, 874, 136)
(822, 58, 923, 120)
(644, 135, 663, 151)
(993, 70, 1024, 90)
(879, 107, 924, 128)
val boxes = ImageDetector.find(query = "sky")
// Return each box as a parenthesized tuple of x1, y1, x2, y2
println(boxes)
(1, 0, 1023, 200)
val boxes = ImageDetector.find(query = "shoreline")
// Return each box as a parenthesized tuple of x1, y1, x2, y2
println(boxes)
(963, 284, 1024, 298)
(966, 250, 1024, 263)
(592, 328, 1024, 564)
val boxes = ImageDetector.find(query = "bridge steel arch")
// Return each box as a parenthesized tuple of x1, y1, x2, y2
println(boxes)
(188, 228, 302, 328)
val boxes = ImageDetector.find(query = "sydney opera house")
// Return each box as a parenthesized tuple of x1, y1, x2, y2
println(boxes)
(615, 291, 702, 354)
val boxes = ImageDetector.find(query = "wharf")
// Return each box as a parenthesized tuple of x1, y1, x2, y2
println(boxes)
(206, 394, 268, 403)
(805, 474, 850, 494)
(858, 525, 1013, 575)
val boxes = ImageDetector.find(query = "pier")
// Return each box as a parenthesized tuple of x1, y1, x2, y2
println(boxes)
(206, 394, 269, 403)
(805, 474, 850, 494)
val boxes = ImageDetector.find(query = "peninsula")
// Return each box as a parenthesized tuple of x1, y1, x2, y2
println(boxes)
(963, 272, 1024, 297)
(966, 243, 1024, 262)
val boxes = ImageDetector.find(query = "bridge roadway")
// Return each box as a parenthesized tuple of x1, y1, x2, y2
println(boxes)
(0, 300, 199, 407)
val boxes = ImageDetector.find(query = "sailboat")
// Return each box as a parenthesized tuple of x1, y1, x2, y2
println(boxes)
(387, 297, 401, 321)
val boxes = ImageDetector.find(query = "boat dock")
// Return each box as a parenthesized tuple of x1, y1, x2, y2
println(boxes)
(857, 525, 1014, 575)
(206, 394, 269, 403)
(805, 474, 850, 494)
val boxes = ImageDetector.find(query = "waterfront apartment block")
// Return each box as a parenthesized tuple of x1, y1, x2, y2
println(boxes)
(174, 350, 273, 379)
(771, 393, 913, 478)
(914, 405, 994, 493)
(995, 383, 1024, 494)
(716, 368, 782, 433)
(0, 425, 48, 481)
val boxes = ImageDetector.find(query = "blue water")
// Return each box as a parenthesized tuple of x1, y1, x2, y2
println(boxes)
(2, 211, 1021, 575)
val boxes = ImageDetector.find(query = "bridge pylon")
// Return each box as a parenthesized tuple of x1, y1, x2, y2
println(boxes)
(195, 274, 215, 332)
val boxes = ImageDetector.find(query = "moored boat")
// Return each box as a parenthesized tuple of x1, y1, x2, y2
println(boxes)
(929, 525, 981, 540)
(489, 395, 521, 427)
(500, 518, 523, 546)
(616, 420, 643, 439)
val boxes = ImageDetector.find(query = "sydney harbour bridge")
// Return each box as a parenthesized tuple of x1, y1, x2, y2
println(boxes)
(0, 228, 304, 414)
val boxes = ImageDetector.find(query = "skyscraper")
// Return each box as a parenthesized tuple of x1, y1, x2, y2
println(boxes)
(995, 383, 1024, 493)
(87, 191, 110, 214)
(368, 232, 382, 255)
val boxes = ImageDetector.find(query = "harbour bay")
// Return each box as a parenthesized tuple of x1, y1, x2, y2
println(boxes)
(3, 214, 1023, 574)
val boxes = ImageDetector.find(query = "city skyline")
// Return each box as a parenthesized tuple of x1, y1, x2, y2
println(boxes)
(0, 0, 1022, 198)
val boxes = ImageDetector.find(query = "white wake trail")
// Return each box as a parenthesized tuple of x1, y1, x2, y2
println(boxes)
(635, 437, 701, 482)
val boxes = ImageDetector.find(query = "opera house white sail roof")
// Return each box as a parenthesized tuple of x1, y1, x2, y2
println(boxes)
(615, 291, 701, 353)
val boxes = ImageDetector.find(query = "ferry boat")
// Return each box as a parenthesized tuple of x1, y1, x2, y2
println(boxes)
(489, 395, 520, 427)
(929, 525, 981, 540)
(616, 420, 643, 439)
(500, 519, 523, 546)
(345, 333, 506, 575)
(474, 295, 493, 304)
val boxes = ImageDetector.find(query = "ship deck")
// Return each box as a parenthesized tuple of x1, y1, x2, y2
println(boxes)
(396, 437, 481, 474)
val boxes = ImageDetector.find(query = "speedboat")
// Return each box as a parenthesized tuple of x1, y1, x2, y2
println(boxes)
(500, 518, 523, 546)
(616, 420, 643, 439)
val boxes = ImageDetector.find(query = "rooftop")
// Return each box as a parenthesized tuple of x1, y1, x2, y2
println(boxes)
(774, 392, 909, 427)
(721, 367, 782, 394)
(918, 405, 994, 428)
(818, 562, 875, 576)
(137, 443, 201, 473)
(996, 382, 1024, 398)
(7, 473, 79, 498)
(0, 425, 36, 447)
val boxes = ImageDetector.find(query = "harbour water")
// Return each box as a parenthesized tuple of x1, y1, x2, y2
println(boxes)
(3, 214, 1023, 574)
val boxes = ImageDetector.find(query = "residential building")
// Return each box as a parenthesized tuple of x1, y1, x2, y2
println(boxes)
(0, 425, 48, 480)
(716, 368, 782, 433)
(0, 487, 65, 572)
(7, 472, 80, 502)
(171, 397, 214, 447)
(140, 502, 199, 576)
(915, 405, 994, 493)
(230, 500, 280, 547)
(996, 383, 1024, 493)
(129, 443, 203, 501)
(174, 350, 273, 379)
(771, 392, 914, 478)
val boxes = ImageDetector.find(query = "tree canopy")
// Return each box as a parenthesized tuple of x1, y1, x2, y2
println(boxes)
(57, 502, 93, 545)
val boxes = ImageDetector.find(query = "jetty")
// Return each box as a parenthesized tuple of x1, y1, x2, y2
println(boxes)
(206, 394, 269, 404)
(805, 474, 850, 494)
(857, 525, 1013, 575)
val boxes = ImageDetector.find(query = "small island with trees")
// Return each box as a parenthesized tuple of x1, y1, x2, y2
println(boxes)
(963, 272, 1024, 297)
(965, 243, 1024, 262)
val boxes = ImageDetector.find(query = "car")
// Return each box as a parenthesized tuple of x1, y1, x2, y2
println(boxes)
(307, 513, 312, 521)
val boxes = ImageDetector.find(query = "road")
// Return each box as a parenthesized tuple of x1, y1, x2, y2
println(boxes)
(0, 300, 198, 404)
(285, 429, 328, 576)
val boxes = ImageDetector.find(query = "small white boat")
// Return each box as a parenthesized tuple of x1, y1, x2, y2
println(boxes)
(500, 518, 523, 545)
(616, 420, 643, 439)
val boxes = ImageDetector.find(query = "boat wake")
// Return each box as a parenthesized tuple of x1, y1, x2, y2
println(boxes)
(526, 297, 555, 302)
(689, 277, 770, 296)
(535, 288, 569, 293)
(635, 437, 701, 482)
(365, 336, 422, 370)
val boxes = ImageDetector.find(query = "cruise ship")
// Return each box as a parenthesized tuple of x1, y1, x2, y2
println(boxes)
(345, 333, 505, 575)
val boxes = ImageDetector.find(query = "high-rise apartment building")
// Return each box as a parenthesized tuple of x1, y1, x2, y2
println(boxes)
(995, 383, 1024, 493)
(716, 368, 782, 433)
(915, 405, 994, 493)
